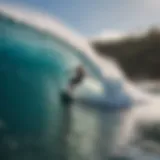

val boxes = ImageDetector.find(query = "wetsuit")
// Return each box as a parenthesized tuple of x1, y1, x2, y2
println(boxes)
(61, 66, 85, 104)
(69, 69, 85, 89)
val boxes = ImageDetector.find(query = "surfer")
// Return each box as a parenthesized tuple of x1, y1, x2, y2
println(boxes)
(59, 65, 85, 160)
(69, 65, 85, 89)
(61, 65, 86, 104)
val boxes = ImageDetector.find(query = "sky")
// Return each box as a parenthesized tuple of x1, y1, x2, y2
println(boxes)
(2, 0, 160, 37)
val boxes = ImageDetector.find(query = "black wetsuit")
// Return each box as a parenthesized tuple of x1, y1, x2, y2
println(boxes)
(69, 70, 84, 88)
(61, 67, 85, 104)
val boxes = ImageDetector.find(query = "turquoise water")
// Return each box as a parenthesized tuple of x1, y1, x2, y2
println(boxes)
(1, 12, 160, 160)
(2, 16, 58, 133)
(0, 13, 82, 159)
(0, 12, 110, 160)
(0, 12, 131, 160)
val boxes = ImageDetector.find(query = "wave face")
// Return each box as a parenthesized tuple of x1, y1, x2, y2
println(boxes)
(0, 9, 110, 160)
(0, 11, 86, 158)
(0, 12, 76, 132)
(0, 5, 135, 160)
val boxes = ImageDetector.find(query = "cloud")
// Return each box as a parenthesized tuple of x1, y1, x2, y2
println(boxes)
(90, 30, 126, 42)
(90, 27, 150, 43)
(98, 30, 125, 40)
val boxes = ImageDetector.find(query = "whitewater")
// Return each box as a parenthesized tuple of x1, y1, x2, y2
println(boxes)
(1, 3, 160, 160)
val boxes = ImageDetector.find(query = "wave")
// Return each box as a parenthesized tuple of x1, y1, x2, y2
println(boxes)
(1, 3, 160, 160)
(0, 5, 133, 159)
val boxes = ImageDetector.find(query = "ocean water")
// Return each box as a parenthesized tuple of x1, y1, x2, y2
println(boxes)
(0, 8, 131, 160)
(0, 11, 108, 160)
(1, 6, 160, 160)
(0, 12, 77, 159)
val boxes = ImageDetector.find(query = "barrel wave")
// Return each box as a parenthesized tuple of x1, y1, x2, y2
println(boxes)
(1, 13, 64, 133)
(0, 12, 86, 157)
(0, 11, 108, 159)
(0, 7, 134, 160)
